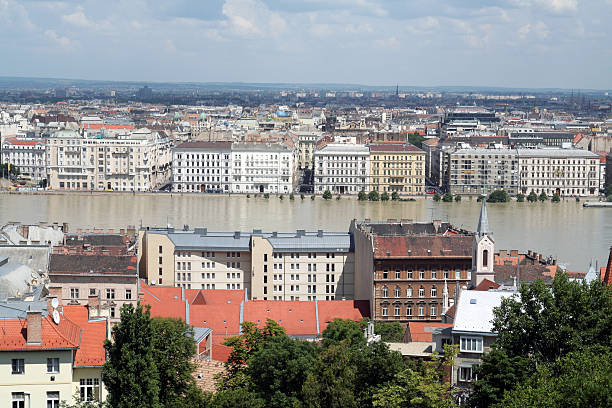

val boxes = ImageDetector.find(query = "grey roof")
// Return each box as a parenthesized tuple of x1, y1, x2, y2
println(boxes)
(0, 300, 48, 318)
(477, 200, 490, 238)
(315, 143, 369, 154)
(516, 148, 599, 158)
(267, 234, 350, 252)
(584, 262, 599, 284)
(192, 327, 212, 343)
(0, 246, 50, 276)
(231, 143, 292, 153)
(168, 232, 252, 251)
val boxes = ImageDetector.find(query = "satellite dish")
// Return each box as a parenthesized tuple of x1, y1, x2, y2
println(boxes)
(52, 309, 61, 325)
(51, 298, 59, 309)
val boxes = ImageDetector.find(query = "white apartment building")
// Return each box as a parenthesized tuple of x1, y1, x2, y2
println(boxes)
(0, 138, 47, 181)
(314, 143, 370, 194)
(172, 141, 232, 193)
(47, 128, 172, 191)
(517, 148, 600, 196)
(231, 143, 296, 194)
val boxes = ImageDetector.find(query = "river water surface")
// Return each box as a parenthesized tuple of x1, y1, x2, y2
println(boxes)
(0, 194, 610, 272)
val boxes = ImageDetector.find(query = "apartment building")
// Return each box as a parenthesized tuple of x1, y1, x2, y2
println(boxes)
(351, 220, 472, 322)
(0, 138, 47, 181)
(137, 227, 354, 301)
(231, 143, 296, 194)
(517, 148, 600, 196)
(368, 142, 425, 195)
(446, 148, 519, 196)
(172, 141, 232, 193)
(47, 128, 172, 191)
(294, 131, 319, 169)
(313, 143, 370, 194)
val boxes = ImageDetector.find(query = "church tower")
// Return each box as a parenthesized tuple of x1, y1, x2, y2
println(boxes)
(471, 200, 495, 288)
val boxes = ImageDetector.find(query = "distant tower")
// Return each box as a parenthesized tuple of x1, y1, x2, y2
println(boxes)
(395, 84, 399, 97)
(471, 200, 495, 288)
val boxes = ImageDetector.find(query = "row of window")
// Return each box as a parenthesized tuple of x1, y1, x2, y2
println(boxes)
(381, 286, 440, 298)
(70, 288, 128, 300)
(381, 304, 437, 317)
(380, 269, 469, 280)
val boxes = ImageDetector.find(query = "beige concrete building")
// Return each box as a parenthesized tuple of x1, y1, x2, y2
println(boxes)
(294, 131, 320, 169)
(368, 142, 425, 195)
(138, 227, 354, 301)
(46, 128, 171, 191)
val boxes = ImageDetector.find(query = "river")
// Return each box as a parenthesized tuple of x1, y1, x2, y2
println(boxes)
(0, 193, 610, 272)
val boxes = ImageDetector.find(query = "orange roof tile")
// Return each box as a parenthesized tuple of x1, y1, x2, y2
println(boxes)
(212, 344, 233, 362)
(63, 306, 106, 367)
(317, 300, 370, 333)
(408, 322, 452, 342)
(0, 315, 80, 351)
(243, 301, 317, 335)
(474, 279, 501, 291)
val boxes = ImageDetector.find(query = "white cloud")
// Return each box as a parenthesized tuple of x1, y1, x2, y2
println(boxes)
(222, 0, 286, 37)
(534, 0, 578, 13)
(44, 29, 72, 48)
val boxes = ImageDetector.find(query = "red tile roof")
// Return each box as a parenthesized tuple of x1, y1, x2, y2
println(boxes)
(63, 306, 106, 367)
(373, 235, 472, 258)
(0, 315, 80, 351)
(212, 344, 233, 362)
(408, 322, 452, 342)
(474, 279, 501, 291)
(4, 139, 44, 146)
(317, 300, 370, 333)
(243, 301, 317, 335)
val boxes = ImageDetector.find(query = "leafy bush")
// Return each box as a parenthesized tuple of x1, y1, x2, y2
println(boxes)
(246, 194, 250, 199)
(477, 194, 486, 202)
(279, 194, 284, 200)
(311, 195, 315, 200)
(551, 193, 561, 203)
(368, 190, 380, 201)
(487, 190, 510, 203)
(516, 193, 525, 202)
(433, 192, 441, 202)
(455, 194, 461, 202)
(300, 194, 305, 200)
(358, 190, 367, 201)
(442, 193, 453, 202)
(289, 193, 295, 200)
(380, 192, 390, 201)
(263, 193, 270, 199)
(391, 191, 399, 201)
(322, 190, 332, 200)
(538, 191, 548, 202)
(527, 191, 538, 202)
(336, 195, 341, 200)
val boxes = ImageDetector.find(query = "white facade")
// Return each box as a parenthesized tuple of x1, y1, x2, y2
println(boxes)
(172, 142, 232, 193)
(231, 144, 295, 194)
(517, 149, 600, 196)
(314, 143, 370, 194)
(47, 128, 172, 191)
(0, 139, 47, 181)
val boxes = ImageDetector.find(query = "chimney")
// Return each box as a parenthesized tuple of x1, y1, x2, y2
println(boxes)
(48, 286, 63, 305)
(234, 231, 241, 239)
(62, 222, 69, 233)
(499, 249, 507, 257)
(88, 294, 100, 318)
(26, 310, 42, 344)
(510, 249, 518, 257)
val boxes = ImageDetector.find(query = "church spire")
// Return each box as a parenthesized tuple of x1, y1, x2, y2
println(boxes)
(477, 199, 490, 237)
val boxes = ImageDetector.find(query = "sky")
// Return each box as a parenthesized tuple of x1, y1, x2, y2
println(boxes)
(1, 0, 611, 89)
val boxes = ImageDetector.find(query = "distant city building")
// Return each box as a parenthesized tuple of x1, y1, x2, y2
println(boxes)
(1, 138, 47, 181)
(231, 143, 296, 194)
(314, 143, 370, 194)
(368, 142, 425, 195)
(136, 85, 153, 99)
(172, 141, 232, 193)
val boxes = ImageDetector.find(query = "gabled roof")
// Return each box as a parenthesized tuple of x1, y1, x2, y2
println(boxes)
(603, 246, 612, 286)
(0, 314, 80, 351)
(243, 301, 317, 336)
(62, 306, 106, 367)
(474, 279, 500, 291)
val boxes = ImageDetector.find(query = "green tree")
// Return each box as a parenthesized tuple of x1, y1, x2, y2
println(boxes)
(150, 318, 201, 407)
(322, 190, 332, 200)
(213, 387, 265, 408)
(487, 190, 510, 203)
(527, 191, 538, 202)
(538, 191, 548, 201)
(0, 163, 20, 179)
(433, 192, 441, 202)
(246, 335, 318, 407)
(358, 190, 367, 201)
(263, 193, 270, 199)
(279, 194, 284, 200)
(381, 192, 390, 201)
(516, 193, 525, 202)
(289, 193, 295, 200)
(300, 193, 305, 200)
(477, 194, 486, 202)
(311, 194, 315, 200)
(552, 193, 561, 202)
(407, 132, 426, 149)
(321, 318, 366, 348)
(373, 321, 404, 342)
(605, 183, 612, 197)
(442, 193, 453, 202)
(102, 303, 161, 408)
(303, 343, 357, 408)
(368, 190, 380, 201)
(496, 349, 612, 408)
(60, 394, 110, 408)
(454, 194, 461, 202)
(391, 191, 400, 201)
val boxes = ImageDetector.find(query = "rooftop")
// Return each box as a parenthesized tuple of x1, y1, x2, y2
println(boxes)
(453, 290, 516, 335)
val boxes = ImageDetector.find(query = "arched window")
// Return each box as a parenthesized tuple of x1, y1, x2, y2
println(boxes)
(407, 286, 413, 297)
(394, 305, 401, 316)
(431, 286, 437, 297)
(419, 286, 425, 298)
(382, 286, 388, 298)
(394, 287, 401, 298)
(483, 249, 489, 267)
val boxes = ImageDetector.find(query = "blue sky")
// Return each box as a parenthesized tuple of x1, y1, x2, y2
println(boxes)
(1, 0, 610, 89)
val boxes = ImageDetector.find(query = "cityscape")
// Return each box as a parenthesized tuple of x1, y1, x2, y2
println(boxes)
(1, 1, 611, 407)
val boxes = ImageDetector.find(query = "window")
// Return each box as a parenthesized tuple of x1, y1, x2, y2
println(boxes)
(395, 270, 401, 279)
(80, 378, 100, 401)
(125, 289, 132, 300)
(106, 289, 115, 299)
(444, 270, 449, 279)
(418, 305, 425, 316)
(70, 288, 79, 299)
(89, 288, 96, 296)
(382, 306, 388, 316)
(264, 254, 268, 262)
(407, 287, 413, 297)
(47, 391, 60, 408)
(12, 393, 25, 408)
(11, 359, 24, 374)
(394, 306, 401, 316)
(110, 308, 116, 318)
(455, 270, 461, 279)
(419, 287, 425, 298)
(460, 336, 483, 353)
(158, 245, 163, 254)
(383, 270, 388, 279)
(483, 250, 489, 267)
(430, 304, 437, 316)
(419, 270, 425, 279)
(458, 365, 478, 382)
(431, 269, 437, 279)
(431, 286, 437, 297)
(394, 287, 401, 297)
(406, 305, 412, 316)
(407, 270, 413, 279)
(382, 287, 388, 297)
(47, 358, 59, 373)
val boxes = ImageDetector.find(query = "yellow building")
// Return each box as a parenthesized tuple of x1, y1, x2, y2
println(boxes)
(368, 142, 425, 195)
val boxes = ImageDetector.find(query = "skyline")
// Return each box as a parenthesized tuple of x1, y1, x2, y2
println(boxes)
(1, 0, 612, 89)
